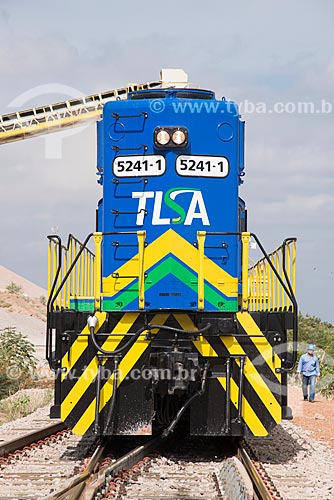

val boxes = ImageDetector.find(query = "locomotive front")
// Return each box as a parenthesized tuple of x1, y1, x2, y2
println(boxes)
(47, 78, 297, 438)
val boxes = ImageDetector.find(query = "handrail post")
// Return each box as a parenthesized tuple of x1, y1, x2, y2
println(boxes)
(93, 232, 103, 311)
(292, 240, 296, 295)
(47, 241, 52, 298)
(137, 230, 146, 310)
(197, 231, 206, 310)
(241, 232, 250, 311)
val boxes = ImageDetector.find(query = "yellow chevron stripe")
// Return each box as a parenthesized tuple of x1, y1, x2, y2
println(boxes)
(174, 314, 218, 357)
(71, 313, 169, 435)
(221, 336, 281, 424)
(61, 311, 107, 381)
(236, 312, 281, 382)
(61, 312, 139, 421)
(175, 314, 268, 435)
(217, 377, 268, 436)
(102, 229, 238, 298)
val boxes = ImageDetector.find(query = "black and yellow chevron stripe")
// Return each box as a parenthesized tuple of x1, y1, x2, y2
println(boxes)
(58, 311, 282, 436)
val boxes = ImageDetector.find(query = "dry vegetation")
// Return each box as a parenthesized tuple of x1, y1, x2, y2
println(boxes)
(0, 280, 51, 422)
(0, 388, 53, 423)
(0, 289, 46, 321)
(295, 314, 334, 397)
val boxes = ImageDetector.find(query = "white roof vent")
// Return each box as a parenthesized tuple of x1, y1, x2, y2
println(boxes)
(160, 68, 189, 88)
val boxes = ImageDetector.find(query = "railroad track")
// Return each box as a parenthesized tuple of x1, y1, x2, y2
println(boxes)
(0, 409, 64, 447)
(244, 421, 334, 500)
(0, 419, 297, 499)
(238, 442, 283, 500)
(0, 422, 66, 458)
(46, 436, 166, 500)
(0, 421, 98, 499)
(48, 434, 286, 500)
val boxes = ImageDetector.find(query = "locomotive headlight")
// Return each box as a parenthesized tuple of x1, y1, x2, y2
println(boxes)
(156, 129, 170, 146)
(172, 129, 186, 145)
(154, 126, 188, 148)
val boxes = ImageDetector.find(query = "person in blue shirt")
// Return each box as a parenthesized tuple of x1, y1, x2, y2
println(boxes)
(297, 344, 321, 402)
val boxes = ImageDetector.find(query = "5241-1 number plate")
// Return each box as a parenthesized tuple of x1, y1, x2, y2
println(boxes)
(176, 155, 229, 178)
(113, 155, 166, 177)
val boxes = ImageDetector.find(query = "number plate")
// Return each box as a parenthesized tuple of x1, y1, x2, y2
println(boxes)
(176, 155, 229, 178)
(113, 155, 166, 177)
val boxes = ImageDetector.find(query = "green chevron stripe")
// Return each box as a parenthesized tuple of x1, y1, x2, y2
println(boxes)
(101, 256, 237, 311)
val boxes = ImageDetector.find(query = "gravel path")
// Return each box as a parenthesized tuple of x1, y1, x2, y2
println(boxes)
(288, 383, 334, 448)
(246, 384, 334, 499)
(0, 429, 87, 499)
(248, 420, 334, 499)
(0, 404, 52, 443)
(0, 404, 95, 499)
(119, 456, 227, 500)
(1, 384, 334, 499)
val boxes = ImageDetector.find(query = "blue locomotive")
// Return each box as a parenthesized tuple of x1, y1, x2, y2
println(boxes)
(97, 87, 243, 312)
(47, 73, 297, 437)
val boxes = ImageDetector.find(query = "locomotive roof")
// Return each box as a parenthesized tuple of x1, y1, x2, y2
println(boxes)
(128, 88, 215, 100)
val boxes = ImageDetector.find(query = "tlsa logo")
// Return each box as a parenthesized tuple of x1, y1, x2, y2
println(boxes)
(132, 188, 210, 226)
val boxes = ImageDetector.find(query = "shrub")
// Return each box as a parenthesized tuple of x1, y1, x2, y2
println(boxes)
(0, 389, 53, 422)
(6, 282, 23, 295)
(0, 327, 37, 399)
(0, 299, 11, 308)
(39, 295, 46, 305)
(292, 314, 334, 397)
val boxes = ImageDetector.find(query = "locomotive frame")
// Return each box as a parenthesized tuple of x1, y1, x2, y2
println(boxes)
(46, 79, 297, 438)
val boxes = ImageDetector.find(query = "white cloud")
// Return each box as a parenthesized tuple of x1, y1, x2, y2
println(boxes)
(0, 0, 333, 321)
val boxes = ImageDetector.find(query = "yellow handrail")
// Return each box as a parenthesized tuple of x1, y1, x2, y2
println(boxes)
(48, 231, 150, 312)
(197, 231, 206, 311)
(47, 234, 95, 310)
(93, 233, 102, 310)
(241, 233, 250, 311)
(137, 230, 146, 310)
(247, 239, 297, 312)
(48, 232, 296, 314)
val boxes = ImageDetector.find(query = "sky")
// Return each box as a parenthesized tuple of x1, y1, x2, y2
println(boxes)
(0, 0, 333, 321)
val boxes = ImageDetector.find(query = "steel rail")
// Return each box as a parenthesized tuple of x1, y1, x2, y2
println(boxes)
(0, 421, 66, 457)
(46, 438, 107, 500)
(49, 436, 162, 500)
(79, 438, 277, 500)
(238, 443, 282, 500)
(49, 435, 282, 500)
(77, 436, 162, 500)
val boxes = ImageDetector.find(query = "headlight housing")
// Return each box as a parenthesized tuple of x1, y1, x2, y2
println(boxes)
(154, 127, 188, 148)
(156, 129, 170, 146)
(172, 129, 186, 145)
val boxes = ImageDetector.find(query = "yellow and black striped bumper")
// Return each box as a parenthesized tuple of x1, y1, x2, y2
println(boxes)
(52, 310, 284, 437)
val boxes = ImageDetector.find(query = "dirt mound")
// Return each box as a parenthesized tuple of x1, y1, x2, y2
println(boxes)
(0, 264, 46, 299)
(0, 291, 46, 360)
(0, 291, 46, 321)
